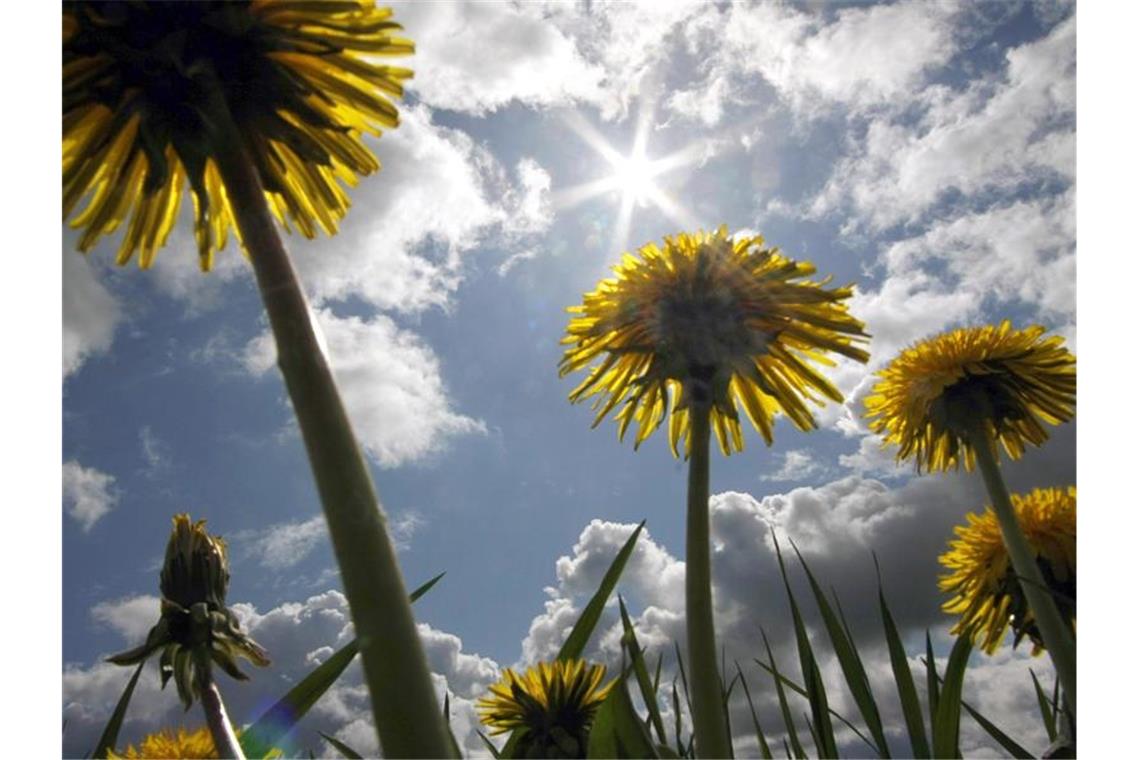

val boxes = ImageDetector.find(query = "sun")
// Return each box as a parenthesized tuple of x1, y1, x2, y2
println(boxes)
(613, 152, 656, 207)
(554, 102, 705, 253)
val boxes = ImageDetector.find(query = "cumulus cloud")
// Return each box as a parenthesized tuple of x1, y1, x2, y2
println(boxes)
(64, 590, 502, 759)
(90, 595, 160, 643)
(241, 516, 328, 571)
(62, 250, 122, 379)
(759, 449, 828, 483)
(243, 307, 484, 468)
(811, 15, 1074, 229)
(62, 460, 119, 531)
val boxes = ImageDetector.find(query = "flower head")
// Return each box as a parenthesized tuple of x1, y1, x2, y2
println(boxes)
(109, 515, 269, 708)
(865, 322, 1076, 472)
(108, 726, 282, 759)
(560, 227, 870, 456)
(939, 487, 1076, 655)
(477, 660, 613, 758)
(63, 0, 412, 270)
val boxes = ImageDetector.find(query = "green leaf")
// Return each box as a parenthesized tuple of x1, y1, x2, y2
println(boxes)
(1030, 669, 1057, 742)
(319, 731, 363, 759)
(587, 673, 659, 758)
(619, 596, 668, 745)
(241, 573, 445, 757)
(477, 731, 503, 759)
(90, 661, 144, 759)
(760, 629, 806, 760)
(876, 558, 930, 758)
(752, 658, 878, 755)
(924, 631, 940, 727)
(773, 536, 837, 758)
(931, 634, 972, 758)
(671, 681, 685, 757)
(959, 700, 1034, 759)
(735, 663, 773, 760)
(791, 543, 890, 758)
(558, 521, 646, 661)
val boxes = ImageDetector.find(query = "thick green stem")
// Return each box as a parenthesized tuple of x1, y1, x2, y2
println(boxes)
(199, 675, 244, 760)
(967, 424, 1077, 718)
(686, 403, 732, 758)
(205, 99, 454, 757)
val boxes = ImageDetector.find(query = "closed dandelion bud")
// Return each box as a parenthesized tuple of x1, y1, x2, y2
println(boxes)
(109, 515, 269, 709)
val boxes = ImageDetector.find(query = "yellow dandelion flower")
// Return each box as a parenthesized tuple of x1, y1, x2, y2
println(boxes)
(939, 487, 1076, 655)
(109, 726, 282, 759)
(865, 321, 1076, 472)
(63, 0, 412, 270)
(560, 226, 870, 456)
(477, 660, 613, 758)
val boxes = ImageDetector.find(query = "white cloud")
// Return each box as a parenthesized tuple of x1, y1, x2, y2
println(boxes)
(62, 250, 122, 379)
(90, 595, 160, 643)
(242, 515, 328, 571)
(394, 1, 603, 114)
(138, 426, 171, 476)
(759, 449, 828, 482)
(243, 308, 484, 468)
(62, 460, 119, 531)
(811, 15, 1075, 229)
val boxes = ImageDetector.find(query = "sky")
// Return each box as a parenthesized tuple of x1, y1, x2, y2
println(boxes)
(48, 0, 1111, 757)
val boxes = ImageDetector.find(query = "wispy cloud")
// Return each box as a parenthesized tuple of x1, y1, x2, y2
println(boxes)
(62, 461, 119, 532)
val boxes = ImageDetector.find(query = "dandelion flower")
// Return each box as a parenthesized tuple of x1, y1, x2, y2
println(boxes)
(865, 321, 1076, 472)
(63, 0, 412, 270)
(109, 726, 282, 759)
(939, 487, 1076, 655)
(560, 226, 870, 456)
(477, 660, 613, 758)
(109, 515, 269, 709)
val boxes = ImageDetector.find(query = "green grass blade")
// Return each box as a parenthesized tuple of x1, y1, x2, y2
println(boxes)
(773, 536, 837, 758)
(558, 521, 646, 662)
(653, 651, 664, 698)
(319, 731, 363, 759)
(477, 731, 503, 759)
(1049, 673, 1061, 736)
(671, 681, 686, 757)
(587, 672, 659, 759)
(804, 713, 821, 758)
(760, 629, 807, 760)
(782, 738, 792, 759)
(931, 634, 972, 758)
(959, 700, 1034, 759)
(752, 658, 878, 755)
(791, 544, 890, 757)
(736, 663, 773, 760)
(876, 559, 930, 758)
(619, 596, 668, 745)
(1030, 669, 1057, 742)
(241, 573, 445, 757)
(924, 631, 940, 727)
(90, 661, 144, 759)
(674, 641, 695, 726)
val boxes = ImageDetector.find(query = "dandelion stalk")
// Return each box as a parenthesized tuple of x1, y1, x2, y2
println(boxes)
(196, 660, 244, 760)
(204, 89, 453, 759)
(966, 422, 1077, 714)
(685, 399, 732, 758)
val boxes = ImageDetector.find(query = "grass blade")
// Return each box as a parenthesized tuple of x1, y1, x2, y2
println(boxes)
(558, 521, 646, 661)
(924, 631, 940, 727)
(319, 731, 363, 759)
(241, 573, 445, 757)
(773, 536, 837, 758)
(1030, 669, 1057, 742)
(587, 671, 659, 758)
(477, 731, 503, 759)
(959, 700, 1034, 759)
(876, 558, 930, 758)
(90, 661, 144, 759)
(619, 596, 668, 745)
(760, 629, 807, 760)
(791, 544, 890, 757)
(931, 634, 972, 758)
(674, 641, 695, 726)
(736, 663, 773, 760)
(653, 651, 664, 698)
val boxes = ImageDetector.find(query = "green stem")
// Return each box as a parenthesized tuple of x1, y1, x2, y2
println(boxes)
(205, 96, 454, 757)
(967, 424, 1077, 718)
(686, 402, 732, 758)
(199, 674, 244, 760)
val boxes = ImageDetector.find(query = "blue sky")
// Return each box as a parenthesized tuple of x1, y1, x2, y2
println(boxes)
(56, 1, 1093, 756)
